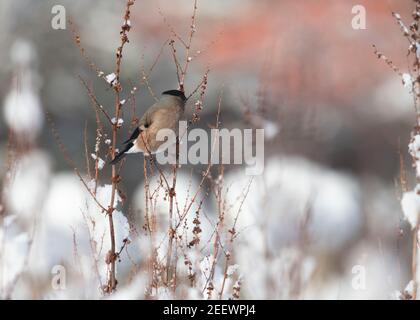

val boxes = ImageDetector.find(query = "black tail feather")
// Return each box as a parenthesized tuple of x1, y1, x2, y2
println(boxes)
(123, 127, 141, 144)
(110, 142, 133, 165)
(109, 151, 126, 165)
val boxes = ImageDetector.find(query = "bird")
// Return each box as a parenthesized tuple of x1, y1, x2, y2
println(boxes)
(110, 89, 187, 165)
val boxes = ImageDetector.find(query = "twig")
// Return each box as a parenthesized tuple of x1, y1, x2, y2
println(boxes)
(79, 76, 114, 125)
(106, 0, 136, 293)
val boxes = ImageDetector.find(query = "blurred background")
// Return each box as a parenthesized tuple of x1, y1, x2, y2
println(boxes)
(0, 0, 418, 299)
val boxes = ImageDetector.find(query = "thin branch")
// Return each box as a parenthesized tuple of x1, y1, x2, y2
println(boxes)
(79, 76, 114, 125)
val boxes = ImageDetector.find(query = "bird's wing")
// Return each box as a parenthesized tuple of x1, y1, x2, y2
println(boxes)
(122, 104, 160, 144)
(110, 141, 134, 164)
(139, 104, 161, 127)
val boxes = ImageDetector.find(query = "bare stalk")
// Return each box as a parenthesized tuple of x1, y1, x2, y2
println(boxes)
(106, 0, 136, 293)
(412, 223, 419, 299)
(166, 139, 179, 286)
(374, 2, 420, 299)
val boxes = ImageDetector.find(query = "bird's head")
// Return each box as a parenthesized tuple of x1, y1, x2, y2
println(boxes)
(161, 89, 187, 103)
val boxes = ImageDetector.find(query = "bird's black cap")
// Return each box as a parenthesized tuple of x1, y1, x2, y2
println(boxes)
(162, 89, 187, 101)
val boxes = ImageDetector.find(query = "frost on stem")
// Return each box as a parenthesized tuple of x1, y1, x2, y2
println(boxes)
(105, 72, 118, 87)
(380, 1, 420, 301)
(393, 12, 410, 36)
(226, 264, 240, 276)
(0, 218, 30, 299)
(232, 276, 243, 300)
(409, 134, 420, 177)
(401, 189, 420, 229)
(402, 73, 413, 90)
(111, 117, 124, 127)
(90, 154, 105, 170)
(394, 280, 416, 300)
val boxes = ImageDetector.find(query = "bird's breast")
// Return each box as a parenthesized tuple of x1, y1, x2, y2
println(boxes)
(135, 107, 182, 153)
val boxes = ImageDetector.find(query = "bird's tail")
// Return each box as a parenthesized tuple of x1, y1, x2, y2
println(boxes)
(110, 142, 133, 165)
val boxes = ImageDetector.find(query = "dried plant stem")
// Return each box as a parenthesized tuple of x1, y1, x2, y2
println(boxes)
(139, 39, 169, 102)
(143, 158, 156, 292)
(206, 166, 224, 299)
(83, 122, 92, 179)
(107, 96, 120, 292)
(179, 0, 198, 91)
(143, 158, 152, 234)
(375, 4, 420, 299)
(218, 253, 230, 300)
(79, 77, 113, 125)
(106, 0, 136, 293)
(166, 140, 179, 286)
(413, 223, 419, 299)
(219, 178, 252, 299)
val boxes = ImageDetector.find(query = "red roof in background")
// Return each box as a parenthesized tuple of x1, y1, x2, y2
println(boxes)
(135, 0, 413, 105)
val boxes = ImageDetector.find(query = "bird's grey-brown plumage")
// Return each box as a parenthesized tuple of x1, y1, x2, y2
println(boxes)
(110, 90, 186, 164)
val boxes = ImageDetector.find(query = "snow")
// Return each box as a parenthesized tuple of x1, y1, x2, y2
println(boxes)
(263, 119, 279, 140)
(3, 65, 44, 140)
(29, 173, 130, 289)
(223, 156, 361, 298)
(91, 154, 105, 170)
(401, 190, 420, 229)
(406, 135, 420, 228)
(416, 42, 420, 60)
(31, 173, 88, 274)
(199, 256, 213, 291)
(3, 39, 43, 139)
(409, 134, 420, 177)
(0, 225, 30, 298)
(4, 151, 51, 220)
(111, 117, 124, 126)
(402, 134, 420, 229)
(105, 73, 117, 85)
(391, 290, 403, 300)
(225, 157, 361, 252)
(133, 171, 213, 259)
(108, 275, 147, 300)
(3, 215, 17, 228)
(402, 73, 413, 90)
(3, 87, 43, 138)
(394, 280, 416, 300)
(404, 280, 416, 297)
(304, 243, 402, 299)
(10, 39, 35, 65)
(226, 264, 240, 276)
